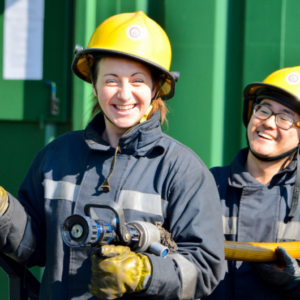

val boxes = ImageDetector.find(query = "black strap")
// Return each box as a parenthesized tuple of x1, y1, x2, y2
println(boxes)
(249, 145, 299, 162)
(101, 145, 120, 192)
(288, 147, 300, 218)
(0, 252, 40, 300)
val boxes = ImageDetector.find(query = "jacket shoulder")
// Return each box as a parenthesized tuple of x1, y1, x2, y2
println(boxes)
(49, 130, 84, 145)
(210, 165, 230, 186)
(32, 130, 86, 166)
(161, 133, 206, 168)
(43, 130, 85, 151)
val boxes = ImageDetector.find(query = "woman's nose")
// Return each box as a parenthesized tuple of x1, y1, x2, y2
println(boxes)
(117, 81, 132, 101)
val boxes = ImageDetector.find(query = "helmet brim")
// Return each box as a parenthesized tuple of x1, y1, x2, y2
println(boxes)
(72, 48, 176, 100)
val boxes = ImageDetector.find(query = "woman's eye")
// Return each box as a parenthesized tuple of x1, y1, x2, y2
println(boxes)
(106, 79, 117, 84)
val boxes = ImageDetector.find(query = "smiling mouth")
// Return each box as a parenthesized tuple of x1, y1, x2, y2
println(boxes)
(258, 131, 274, 141)
(113, 104, 136, 112)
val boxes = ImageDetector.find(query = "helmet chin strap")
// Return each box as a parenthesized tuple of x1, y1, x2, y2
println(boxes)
(102, 111, 116, 126)
(248, 144, 299, 162)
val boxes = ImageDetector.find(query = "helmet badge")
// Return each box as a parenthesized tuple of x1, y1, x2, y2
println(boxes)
(127, 25, 147, 41)
(286, 72, 300, 85)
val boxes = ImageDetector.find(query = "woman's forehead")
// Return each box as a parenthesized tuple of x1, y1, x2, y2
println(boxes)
(99, 57, 151, 74)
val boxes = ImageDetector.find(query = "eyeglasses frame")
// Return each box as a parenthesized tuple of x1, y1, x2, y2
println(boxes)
(253, 103, 300, 130)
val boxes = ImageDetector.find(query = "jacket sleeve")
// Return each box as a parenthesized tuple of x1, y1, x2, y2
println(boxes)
(0, 151, 46, 267)
(138, 155, 225, 299)
(279, 259, 300, 299)
(282, 283, 300, 298)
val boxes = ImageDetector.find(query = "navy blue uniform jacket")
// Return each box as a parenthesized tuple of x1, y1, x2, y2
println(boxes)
(206, 148, 300, 300)
(0, 112, 224, 300)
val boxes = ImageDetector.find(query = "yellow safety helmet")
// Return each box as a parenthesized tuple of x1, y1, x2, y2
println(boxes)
(72, 11, 179, 100)
(243, 66, 300, 127)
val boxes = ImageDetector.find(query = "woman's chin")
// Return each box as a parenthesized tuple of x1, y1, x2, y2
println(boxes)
(111, 120, 138, 130)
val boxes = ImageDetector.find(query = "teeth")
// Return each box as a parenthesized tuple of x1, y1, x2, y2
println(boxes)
(258, 132, 273, 140)
(115, 104, 135, 111)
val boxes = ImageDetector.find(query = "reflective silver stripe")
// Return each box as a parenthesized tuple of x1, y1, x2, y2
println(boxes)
(6, 215, 36, 262)
(277, 221, 300, 240)
(118, 190, 168, 218)
(43, 179, 79, 201)
(222, 216, 238, 235)
(168, 253, 197, 300)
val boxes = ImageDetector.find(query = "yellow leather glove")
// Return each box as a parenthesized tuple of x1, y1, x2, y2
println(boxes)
(89, 245, 152, 299)
(0, 187, 9, 216)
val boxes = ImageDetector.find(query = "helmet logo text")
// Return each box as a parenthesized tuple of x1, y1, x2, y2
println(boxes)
(286, 72, 300, 85)
(127, 25, 147, 41)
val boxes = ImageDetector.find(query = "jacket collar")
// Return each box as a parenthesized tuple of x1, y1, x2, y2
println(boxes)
(229, 148, 297, 188)
(84, 111, 165, 156)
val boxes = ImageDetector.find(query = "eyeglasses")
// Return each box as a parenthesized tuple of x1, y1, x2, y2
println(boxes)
(253, 103, 300, 130)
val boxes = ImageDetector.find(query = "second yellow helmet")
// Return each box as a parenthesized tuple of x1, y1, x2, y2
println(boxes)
(243, 66, 300, 126)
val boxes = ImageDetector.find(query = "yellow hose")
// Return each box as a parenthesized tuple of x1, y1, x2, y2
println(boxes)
(224, 241, 300, 262)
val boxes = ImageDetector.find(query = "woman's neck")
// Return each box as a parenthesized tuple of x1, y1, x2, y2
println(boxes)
(245, 151, 292, 185)
(101, 118, 128, 149)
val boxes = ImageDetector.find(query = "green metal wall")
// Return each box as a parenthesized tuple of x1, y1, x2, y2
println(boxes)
(1, 0, 300, 298)
(0, 0, 74, 193)
(163, 0, 228, 167)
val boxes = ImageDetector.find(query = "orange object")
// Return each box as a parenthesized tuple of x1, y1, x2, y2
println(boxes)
(225, 241, 300, 262)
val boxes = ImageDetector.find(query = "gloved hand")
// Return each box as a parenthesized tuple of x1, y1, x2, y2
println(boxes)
(88, 245, 152, 299)
(0, 187, 9, 216)
(254, 246, 300, 291)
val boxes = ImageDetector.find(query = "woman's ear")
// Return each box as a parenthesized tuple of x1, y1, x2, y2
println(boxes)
(151, 88, 156, 100)
(151, 81, 159, 100)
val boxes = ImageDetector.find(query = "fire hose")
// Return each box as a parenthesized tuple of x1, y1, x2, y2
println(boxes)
(225, 241, 300, 262)
(62, 200, 300, 263)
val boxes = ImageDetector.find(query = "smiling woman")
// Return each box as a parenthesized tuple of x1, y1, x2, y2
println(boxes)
(0, 10, 224, 300)
(90, 57, 168, 127)
(91, 57, 155, 147)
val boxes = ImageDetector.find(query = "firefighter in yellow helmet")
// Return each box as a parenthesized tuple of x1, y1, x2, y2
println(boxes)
(205, 66, 300, 300)
(0, 11, 224, 300)
(72, 10, 178, 121)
